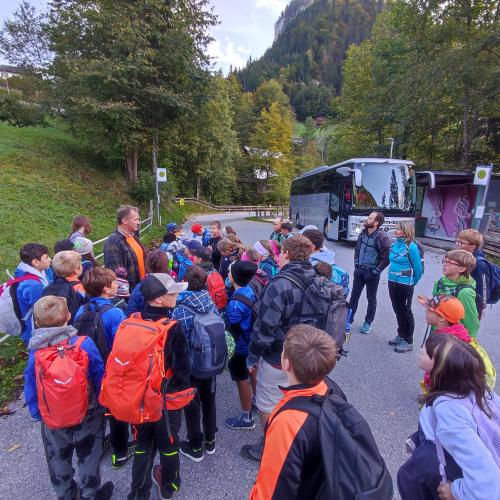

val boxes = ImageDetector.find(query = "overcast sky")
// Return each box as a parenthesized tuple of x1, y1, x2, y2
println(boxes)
(0, 0, 289, 72)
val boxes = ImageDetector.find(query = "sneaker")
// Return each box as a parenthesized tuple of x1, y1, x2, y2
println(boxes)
(151, 465, 180, 500)
(96, 481, 114, 500)
(388, 335, 403, 346)
(360, 321, 372, 334)
(394, 340, 413, 353)
(179, 441, 204, 462)
(111, 443, 135, 469)
(205, 437, 216, 455)
(241, 440, 263, 463)
(226, 414, 256, 430)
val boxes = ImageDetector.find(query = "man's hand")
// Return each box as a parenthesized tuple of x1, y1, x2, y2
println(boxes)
(437, 481, 455, 500)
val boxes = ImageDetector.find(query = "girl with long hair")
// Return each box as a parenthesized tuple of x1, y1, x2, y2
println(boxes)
(217, 238, 247, 280)
(254, 240, 279, 279)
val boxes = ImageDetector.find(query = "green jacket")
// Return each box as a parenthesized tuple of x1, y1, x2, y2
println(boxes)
(433, 275, 480, 338)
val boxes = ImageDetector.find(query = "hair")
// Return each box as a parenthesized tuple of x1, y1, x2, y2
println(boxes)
(258, 240, 278, 264)
(20, 243, 49, 265)
(225, 226, 237, 236)
(210, 220, 222, 230)
(34, 296, 69, 328)
(117, 205, 139, 225)
(72, 215, 92, 235)
(273, 218, 283, 227)
(54, 239, 75, 253)
(397, 220, 415, 244)
(217, 238, 246, 259)
(458, 229, 483, 249)
(314, 261, 333, 280)
(227, 233, 242, 244)
(302, 228, 324, 251)
(373, 212, 385, 228)
(446, 249, 476, 276)
(281, 222, 293, 233)
(282, 235, 313, 262)
(184, 265, 208, 291)
(196, 246, 213, 262)
(82, 267, 116, 297)
(243, 249, 261, 264)
(146, 249, 170, 273)
(425, 334, 492, 416)
(51, 251, 82, 278)
(283, 325, 338, 384)
(163, 232, 177, 244)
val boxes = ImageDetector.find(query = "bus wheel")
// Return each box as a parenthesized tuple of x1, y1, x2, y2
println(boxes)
(295, 214, 300, 229)
(323, 220, 329, 238)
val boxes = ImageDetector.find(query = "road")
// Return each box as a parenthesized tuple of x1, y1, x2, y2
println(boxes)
(1, 214, 498, 500)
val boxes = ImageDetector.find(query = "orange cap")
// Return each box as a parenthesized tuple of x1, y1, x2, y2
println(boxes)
(429, 295, 465, 324)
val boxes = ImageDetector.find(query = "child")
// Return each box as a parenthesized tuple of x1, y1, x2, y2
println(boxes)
(314, 261, 333, 280)
(73, 237, 97, 281)
(193, 246, 227, 311)
(254, 240, 279, 279)
(208, 221, 223, 270)
(250, 325, 339, 498)
(225, 261, 259, 430)
(281, 221, 294, 239)
(433, 249, 480, 337)
(126, 273, 190, 500)
(176, 240, 200, 281)
(217, 238, 245, 280)
(398, 334, 500, 500)
(171, 265, 221, 461)
(418, 294, 496, 390)
(12, 243, 51, 344)
(24, 296, 113, 500)
(191, 223, 210, 246)
(43, 250, 88, 322)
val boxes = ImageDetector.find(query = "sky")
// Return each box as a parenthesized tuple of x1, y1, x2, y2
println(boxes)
(0, 0, 289, 72)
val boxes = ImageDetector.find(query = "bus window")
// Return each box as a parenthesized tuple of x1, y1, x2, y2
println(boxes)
(329, 181, 341, 220)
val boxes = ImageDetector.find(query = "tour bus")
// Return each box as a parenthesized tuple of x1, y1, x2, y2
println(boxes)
(290, 158, 416, 241)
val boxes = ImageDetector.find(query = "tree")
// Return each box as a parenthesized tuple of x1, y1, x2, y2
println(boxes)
(301, 116, 317, 141)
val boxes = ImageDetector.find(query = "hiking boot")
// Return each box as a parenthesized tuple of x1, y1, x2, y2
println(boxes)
(360, 321, 372, 334)
(388, 335, 403, 346)
(394, 340, 413, 353)
(111, 444, 135, 469)
(205, 437, 216, 455)
(226, 414, 256, 430)
(179, 441, 204, 462)
(96, 481, 114, 500)
(152, 465, 179, 500)
(241, 440, 263, 463)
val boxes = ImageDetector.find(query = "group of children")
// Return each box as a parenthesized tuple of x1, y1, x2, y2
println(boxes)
(3, 216, 500, 499)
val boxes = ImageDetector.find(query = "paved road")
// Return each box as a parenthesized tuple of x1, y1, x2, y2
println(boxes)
(1, 214, 498, 500)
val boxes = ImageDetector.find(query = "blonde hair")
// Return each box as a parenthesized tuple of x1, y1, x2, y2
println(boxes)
(52, 251, 82, 278)
(34, 296, 69, 327)
(458, 229, 483, 249)
(397, 220, 415, 243)
(446, 249, 476, 276)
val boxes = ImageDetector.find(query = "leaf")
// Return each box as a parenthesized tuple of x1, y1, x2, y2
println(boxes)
(6, 443, 21, 452)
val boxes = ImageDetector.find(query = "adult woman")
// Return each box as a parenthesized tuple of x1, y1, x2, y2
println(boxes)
(69, 215, 92, 243)
(387, 220, 423, 353)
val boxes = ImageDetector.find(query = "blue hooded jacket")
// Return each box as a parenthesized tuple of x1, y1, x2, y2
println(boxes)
(259, 257, 279, 280)
(310, 247, 336, 267)
(227, 286, 256, 356)
(126, 280, 146, 317)
(388, 238, 422, 286)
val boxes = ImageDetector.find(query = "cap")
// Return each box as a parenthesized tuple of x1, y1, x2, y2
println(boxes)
(166, 223, 178, 233)
(73, 237, 93, 256)
(186, 240, 202, 251)
(141, 273, 188, 301)
(191, 223, 203, 234)
(422, 295, 465, 324)
(195, 246, 212, 261)
(299, 225, 319, 234)
(230, 261, 258, 287)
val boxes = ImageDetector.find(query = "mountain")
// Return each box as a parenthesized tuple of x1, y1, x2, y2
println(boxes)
(274, 0, 316, 40)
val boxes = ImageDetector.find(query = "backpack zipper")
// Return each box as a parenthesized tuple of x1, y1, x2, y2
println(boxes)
(139, 353, 154, 422)
(39, 367, 51, 415)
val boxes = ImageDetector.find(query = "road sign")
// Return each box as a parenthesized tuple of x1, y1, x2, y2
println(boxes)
(473, 165, 492, 186)
(157, 168, 167, 183)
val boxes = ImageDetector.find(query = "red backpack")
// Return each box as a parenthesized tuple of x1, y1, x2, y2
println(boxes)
(35, 336, 89, 429)
(206, 271, 227, 311)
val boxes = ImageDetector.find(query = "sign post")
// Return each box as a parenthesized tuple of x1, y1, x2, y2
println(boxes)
(472, 164, 493, 229)
(156, 168, 167, 226)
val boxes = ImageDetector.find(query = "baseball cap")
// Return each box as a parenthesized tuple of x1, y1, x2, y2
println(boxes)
(421, 295, 465, 324)
(73, 237, 93, 256)
(191, 223, 203, 234)
(166, 223, 178, 233)
(141, 273, 188, 301)
(186, 240, 202, 251)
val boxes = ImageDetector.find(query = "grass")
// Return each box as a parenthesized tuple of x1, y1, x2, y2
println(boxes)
(245, 216, 273, 223)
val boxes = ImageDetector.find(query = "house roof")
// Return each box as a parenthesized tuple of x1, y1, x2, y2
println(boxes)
(0, 65, 22, 74)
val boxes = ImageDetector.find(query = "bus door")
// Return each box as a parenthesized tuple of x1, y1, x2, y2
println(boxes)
(338, 180, 352, 239)
(325, 181, 341, 240)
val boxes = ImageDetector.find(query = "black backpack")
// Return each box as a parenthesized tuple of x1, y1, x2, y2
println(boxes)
(248, 269, 270, 301)
(42, 277, 88, 323)
(436, 278, 483, 315)
(73, 302, 113, 361)
(268, 380, 393, 500)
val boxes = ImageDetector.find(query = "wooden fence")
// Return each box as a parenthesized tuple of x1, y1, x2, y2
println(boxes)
(483, 213, 500, 259)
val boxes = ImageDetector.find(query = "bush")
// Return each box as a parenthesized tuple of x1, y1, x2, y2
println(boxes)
(0, 95, 46, 127)
(128, 173, 156, 203)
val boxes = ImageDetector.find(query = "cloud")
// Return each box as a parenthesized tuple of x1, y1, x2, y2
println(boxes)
(254, 0, 288, 15)
(208, 36, 251, 72)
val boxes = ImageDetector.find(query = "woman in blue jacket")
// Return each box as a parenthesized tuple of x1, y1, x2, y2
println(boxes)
(388, 221, 423, 353)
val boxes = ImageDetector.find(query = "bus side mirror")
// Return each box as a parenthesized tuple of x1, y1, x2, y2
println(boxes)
(354, 168, 362, 187)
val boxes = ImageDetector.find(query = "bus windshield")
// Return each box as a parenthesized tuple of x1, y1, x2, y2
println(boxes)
(353, 163, 413, 210)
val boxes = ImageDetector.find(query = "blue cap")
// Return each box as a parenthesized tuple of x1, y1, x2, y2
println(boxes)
(186, 240, 202, 251)
(166, 223, 178, 232)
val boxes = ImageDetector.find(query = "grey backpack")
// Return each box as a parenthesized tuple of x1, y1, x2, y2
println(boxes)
(183, 305, 227, 379)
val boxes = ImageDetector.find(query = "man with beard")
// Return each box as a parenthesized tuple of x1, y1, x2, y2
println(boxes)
(349, 212, 390, 334)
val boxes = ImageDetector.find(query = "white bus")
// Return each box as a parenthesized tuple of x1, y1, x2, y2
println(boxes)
(290, 158, 417, 241)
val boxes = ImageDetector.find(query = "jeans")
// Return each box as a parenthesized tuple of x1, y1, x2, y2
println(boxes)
(388, 281, 415, 344)
(349, 268, 381, 324)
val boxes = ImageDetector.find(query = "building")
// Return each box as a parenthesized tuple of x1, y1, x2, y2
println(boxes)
(0, 65, 22, 79)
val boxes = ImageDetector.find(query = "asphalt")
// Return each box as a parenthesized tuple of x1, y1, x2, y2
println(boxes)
(1, 214, 499, 500)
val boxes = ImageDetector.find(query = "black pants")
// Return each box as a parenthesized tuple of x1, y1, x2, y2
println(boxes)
(128, 409, 182, 500)
(388, 281, 415, 344)
(183, 376, 218, 448)
(109, 416, 130, 456)
(349, 269, 381, 324)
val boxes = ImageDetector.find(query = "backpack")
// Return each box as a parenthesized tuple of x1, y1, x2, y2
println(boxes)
(436, 278, 483, 314)
(35, 336, 89, 429)
(281, 273, 350, 356)
(42, 277, 88, 323)
(73, 302, 114, 361)
(206, 271, 227, 311)
(331, 265, 350, 296)
(268, 380, 393, 500)
(248, 270, 270, 300)
(0, 274, 41, 336)
(406, 241, 425, 275)
(182, 305, 227, 379)
(476, 255, 500, 304)
(99, 314, 177, 424)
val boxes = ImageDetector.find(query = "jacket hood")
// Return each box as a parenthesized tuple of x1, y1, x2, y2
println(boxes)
(28, 325, 77, 351)
(280, 261, 316, 283)
(439, 275, 476, 288)
(14, 262, 49, 285)
(177, 290, 215, 313)
(435, 323, 471, 343)
(310, 248, 335, 266)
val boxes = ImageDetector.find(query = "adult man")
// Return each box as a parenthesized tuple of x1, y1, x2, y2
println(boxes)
(349, 211, 390, 334)
(208, 221, 223, 271)
(269, 218, 286, 246)
(104, 205, 146, 292)
(241, 235, 316, 463)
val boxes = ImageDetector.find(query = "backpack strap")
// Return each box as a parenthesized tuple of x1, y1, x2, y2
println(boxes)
(452, 284, 474, 297)
(278, 272, 307, 292)
(266, 394, 323, 433)
(9, 274, 42, 325)
(232, 294, 256, 310)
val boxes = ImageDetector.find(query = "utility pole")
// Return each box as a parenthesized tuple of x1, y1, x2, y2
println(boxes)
(388, 137, 395, 159)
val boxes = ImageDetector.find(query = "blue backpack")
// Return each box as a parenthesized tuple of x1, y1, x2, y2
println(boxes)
(477, 256, 500, 304)
(332, 265, 350, 297)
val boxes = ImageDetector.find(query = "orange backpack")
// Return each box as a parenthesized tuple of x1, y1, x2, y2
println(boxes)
(99, 314, 193, 424)
(35, 336, 89, 429)
(206, 271, 227, 311)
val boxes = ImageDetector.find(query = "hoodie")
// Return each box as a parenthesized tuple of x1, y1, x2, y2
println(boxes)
(310, 247, 336, 267)
(14, 262, 50, 344)
(388, 238, 422, 286)
(227, 286, 256, 355)
(259, 256, 279, 280)
(433, 275, 480, 338)
(24, 325, 104, 420)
